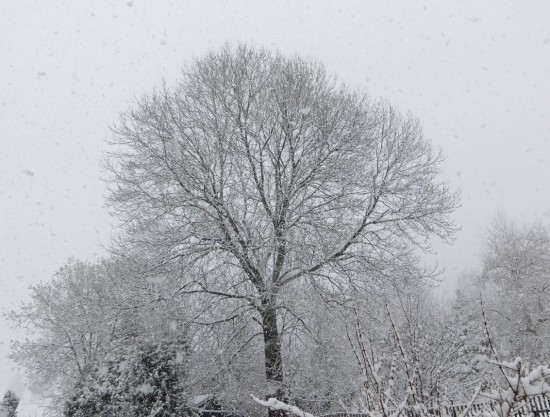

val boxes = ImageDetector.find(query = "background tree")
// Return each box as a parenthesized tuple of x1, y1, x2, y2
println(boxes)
(2, 391, 19, 417)
(480, 216, 550, 362)
(8, 259, 124, 404)
(8, 256, 193, 413)
(444, 284, 491, 399)
(340, 286, 485, 413)
(105, 44, 459, 409)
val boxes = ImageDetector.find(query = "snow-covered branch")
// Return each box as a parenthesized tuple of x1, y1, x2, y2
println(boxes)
(251, 395, 316, 417)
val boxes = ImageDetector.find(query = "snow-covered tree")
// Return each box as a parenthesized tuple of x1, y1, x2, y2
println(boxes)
(8, 256, 193, 412)
(340, 288, 485, 411)
(105, 43, 459, 411)
(481, 216, 550, 362)
(2, 391, 19, 417)
(7, 259, 127, 404)
(443, 285, 491, 399)
(64, 341, 191, 417)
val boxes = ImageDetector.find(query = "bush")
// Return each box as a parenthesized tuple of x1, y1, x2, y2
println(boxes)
(64, 342, 192, 417)
(2, 391, 19, 417)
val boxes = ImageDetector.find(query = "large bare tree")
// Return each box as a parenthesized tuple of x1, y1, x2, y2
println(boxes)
(105, 44, 458, 410)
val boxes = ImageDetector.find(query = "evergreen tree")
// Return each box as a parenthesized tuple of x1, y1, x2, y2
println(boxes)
(2, 391, 20, 417)
(64, 341, 192, 417)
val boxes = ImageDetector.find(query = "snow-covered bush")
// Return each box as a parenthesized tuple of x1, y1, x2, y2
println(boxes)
(64, 341, 192, 417)
(482, 358, 550, 417)
(1, 391, 19, 417)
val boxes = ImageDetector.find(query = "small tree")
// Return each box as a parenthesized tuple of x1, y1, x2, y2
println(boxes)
(2, 391, 19, 417)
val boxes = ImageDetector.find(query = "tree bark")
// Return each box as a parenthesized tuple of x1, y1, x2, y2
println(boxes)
(260, 300, 287, 417)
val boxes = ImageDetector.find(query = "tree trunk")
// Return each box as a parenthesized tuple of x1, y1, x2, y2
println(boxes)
(260, 301, 287, 417)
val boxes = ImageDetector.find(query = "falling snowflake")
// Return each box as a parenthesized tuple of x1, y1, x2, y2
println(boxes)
(136, 383, 154, 394)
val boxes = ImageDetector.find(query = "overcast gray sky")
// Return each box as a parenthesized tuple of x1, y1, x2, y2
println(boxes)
(1, 0, 550, 409)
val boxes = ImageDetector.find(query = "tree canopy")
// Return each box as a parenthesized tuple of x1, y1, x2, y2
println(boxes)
(105, 44, 459, 408)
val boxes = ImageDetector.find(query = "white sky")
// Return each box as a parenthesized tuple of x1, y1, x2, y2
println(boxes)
(1, 0, 550, 408)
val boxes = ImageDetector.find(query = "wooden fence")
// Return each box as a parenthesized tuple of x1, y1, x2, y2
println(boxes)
(514, 396, 550, 417)
(320, 395, 550, 417)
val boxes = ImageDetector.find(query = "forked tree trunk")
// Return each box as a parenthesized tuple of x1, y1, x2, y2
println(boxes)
(260, 301, 287, 417)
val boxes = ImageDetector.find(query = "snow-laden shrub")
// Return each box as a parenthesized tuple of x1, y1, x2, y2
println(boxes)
(1, 391, 19, 417)
(64, 342, 192, 417)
